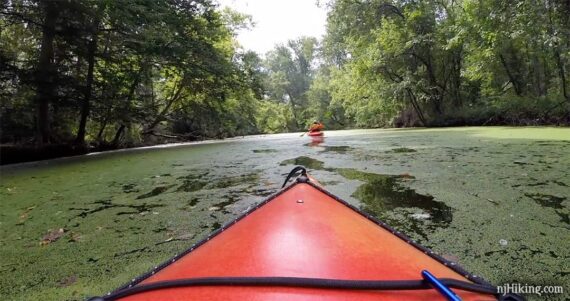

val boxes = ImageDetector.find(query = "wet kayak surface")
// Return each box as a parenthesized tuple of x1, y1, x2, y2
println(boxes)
(1, 126, 569, 300)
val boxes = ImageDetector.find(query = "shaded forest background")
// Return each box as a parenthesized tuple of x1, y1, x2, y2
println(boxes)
(1, 0, 569, 163)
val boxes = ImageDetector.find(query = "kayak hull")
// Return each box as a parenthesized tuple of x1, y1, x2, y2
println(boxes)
(112, 181, 496, 301)
(307, 131, 323, 137)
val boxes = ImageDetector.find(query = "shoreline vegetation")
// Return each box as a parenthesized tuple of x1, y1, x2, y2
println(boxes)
(2, 123, 569, 166)
(1, 1, 569, 164)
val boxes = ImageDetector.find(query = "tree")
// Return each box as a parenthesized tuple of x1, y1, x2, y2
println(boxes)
(321, 0, 569, 127)
(263, 37, 318, 130)
(1, 0, 265, 149)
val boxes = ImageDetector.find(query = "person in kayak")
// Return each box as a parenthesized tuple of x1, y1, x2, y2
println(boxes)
(309, 120, 324, 133)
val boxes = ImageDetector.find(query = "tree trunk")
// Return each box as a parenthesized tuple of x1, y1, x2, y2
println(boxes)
(75, 30, 98, 144)
(145, 79, 184, 131)
(546, 1, 568, 101)
(285, 89, 300, 130)
(425, 54, 443, 115)
(112, 124, 126, 147)
(531, 55, 546, 97)
(289, 99, 299, 130)
(35, 1, 59, 144)
(554, 50, 568, 101)
(114, 69, 142, 139)
(451, 48, 463, 107)
(96, 120, 107, 142)
(406, 88, 427, 126)
(499, 53, 523, 96)
(411, 50, 444, 115)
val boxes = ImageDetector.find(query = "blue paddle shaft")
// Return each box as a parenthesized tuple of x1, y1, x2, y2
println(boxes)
(421, 270, 462, 301)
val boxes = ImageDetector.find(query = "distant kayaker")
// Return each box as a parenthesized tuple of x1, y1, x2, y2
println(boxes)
(309, 120, 324, 132)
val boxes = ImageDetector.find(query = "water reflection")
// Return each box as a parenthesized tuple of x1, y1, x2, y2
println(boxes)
(308, 136, 324, 147)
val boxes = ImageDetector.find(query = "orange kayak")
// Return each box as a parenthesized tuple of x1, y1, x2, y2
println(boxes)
(91, 167, 516, 301)
(307, 131, 323, 137)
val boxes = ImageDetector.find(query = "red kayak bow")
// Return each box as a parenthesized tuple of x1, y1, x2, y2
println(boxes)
(90, 167, 522, 301)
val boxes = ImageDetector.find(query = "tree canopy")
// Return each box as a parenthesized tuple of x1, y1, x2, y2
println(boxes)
(1, 0, 568, 158)
(320, 0, 569, 127)
(1, 0, 261, 148)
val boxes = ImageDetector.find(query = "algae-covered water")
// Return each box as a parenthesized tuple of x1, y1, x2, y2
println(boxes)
(0, 127, 568, 300)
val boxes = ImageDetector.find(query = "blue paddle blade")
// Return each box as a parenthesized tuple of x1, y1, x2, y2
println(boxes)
(422, 270, 462, 301)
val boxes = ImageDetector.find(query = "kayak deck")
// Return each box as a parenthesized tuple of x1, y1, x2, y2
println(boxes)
(112, 180, 496, 300)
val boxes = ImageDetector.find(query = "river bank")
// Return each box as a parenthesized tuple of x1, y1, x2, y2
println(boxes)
(2, 124, 569, 166)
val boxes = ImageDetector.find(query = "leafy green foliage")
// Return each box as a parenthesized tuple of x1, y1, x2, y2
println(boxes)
(321, 0, 569, 127)
(262, 37, 319, 130)
(0, 0, 263, 146)
(1, 0, 569, 153)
